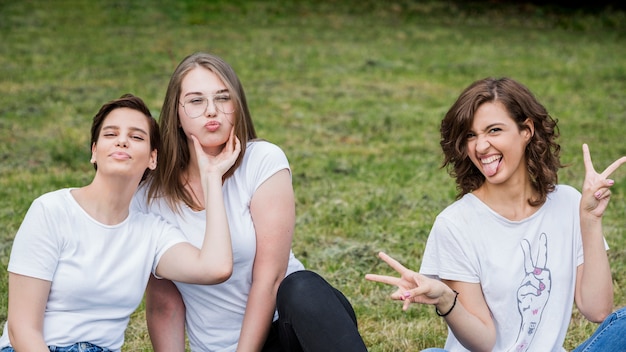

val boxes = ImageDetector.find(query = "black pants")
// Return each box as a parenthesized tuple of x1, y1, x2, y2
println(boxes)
(262, 270, 368, 352)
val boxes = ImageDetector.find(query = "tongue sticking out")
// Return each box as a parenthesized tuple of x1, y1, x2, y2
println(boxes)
(482, 158, 500, 177)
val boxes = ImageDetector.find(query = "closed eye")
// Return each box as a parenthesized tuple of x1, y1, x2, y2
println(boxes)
(188, 97, 205, 105)
(214, 94, 231, 102)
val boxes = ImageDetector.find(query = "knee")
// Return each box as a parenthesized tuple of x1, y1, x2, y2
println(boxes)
(278, 270, 323, 299)
(278, 270, 332, 307)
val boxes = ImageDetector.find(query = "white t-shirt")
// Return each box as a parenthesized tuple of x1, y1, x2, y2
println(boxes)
(132, 140, 305, 352)
(420, 185, 591, 352)
(0, 188, 186, 351)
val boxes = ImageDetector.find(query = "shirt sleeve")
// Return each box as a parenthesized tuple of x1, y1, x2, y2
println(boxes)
(244, 142, 291, 194)
(8, 198, 60, 281)
(151, 215, 188, 277)
(420, 214, 481, 283)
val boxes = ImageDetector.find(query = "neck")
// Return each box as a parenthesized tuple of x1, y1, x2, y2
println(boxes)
(473, 178, 539, 221)
(72, 173, 140, 225)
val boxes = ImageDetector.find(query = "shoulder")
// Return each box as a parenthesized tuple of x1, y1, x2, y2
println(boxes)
(549, 184, 581, 203)
(29, 188, 73, 212)
(128, 209, 180, 235)
(245, 140, 287, 159)
(239, 140, 290, 172)
(437, 194, 477, 219)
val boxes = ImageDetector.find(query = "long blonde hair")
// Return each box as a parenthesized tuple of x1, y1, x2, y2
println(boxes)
(147, 52, 257, 211)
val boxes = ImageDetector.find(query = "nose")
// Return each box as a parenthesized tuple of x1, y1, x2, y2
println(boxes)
(116, 135, 128, 147)
(475, 134, 491, 153)
(204, 99, 217, 117)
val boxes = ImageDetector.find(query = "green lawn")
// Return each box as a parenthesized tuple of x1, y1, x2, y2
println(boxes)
(1, 1, 626, 350)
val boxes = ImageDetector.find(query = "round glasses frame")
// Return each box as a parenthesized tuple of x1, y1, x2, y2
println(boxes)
(180, 94, 236, 119)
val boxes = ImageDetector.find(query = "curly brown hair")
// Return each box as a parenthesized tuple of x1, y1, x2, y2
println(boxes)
(440, 77, 562, 206)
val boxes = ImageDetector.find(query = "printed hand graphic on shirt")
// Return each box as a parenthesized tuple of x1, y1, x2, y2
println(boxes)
(512, 233, 551, 352)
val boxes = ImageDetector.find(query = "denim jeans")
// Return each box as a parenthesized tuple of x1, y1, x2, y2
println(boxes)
(419, 306, 626, 352)
(1, 341, 110, 352)
(572, 306, 626, 352)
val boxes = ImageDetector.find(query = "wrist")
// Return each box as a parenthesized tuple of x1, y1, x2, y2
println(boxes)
(435, 290, 459, 317)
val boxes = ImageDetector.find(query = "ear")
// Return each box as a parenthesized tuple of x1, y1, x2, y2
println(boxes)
(522, 118, 534, 143)
(148, 149, 158, 170)
(90, 143, 97, 164)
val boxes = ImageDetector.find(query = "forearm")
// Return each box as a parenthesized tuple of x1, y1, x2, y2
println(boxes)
(146, 276, 186, 352)
(200, 174, 233, 279)
(578, 213, 613, 321)
(236, 281, 280, 352)
(7, 274, 51, 352)
(440, 298, 496, 352)
(8, 326, 48, 351)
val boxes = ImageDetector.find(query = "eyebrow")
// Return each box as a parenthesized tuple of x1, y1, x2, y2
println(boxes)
(102, 125, 148, 135)
(182, 88, 230, 98)
(483, 122, 505, 130)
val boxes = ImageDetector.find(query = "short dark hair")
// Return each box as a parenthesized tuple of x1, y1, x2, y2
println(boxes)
(90, 93, 160, 181)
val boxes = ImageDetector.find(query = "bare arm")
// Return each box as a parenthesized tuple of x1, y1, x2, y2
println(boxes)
(575, 144, 626, 321)
(366, 252, 496, 352)
(145, 275, 186, 352)
(236, 169, 295, 352)
(156, 132, 240, 284)
(7, 273, 51, 351)
(147, 130, 240, 350)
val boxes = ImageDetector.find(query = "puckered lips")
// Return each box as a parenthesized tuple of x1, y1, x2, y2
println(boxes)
(205, 120, 221, 132)
(110, 151, 131, 160)
(481, 154, 502, 177)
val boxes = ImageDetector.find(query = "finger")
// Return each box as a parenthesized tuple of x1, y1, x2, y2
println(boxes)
(594, 189, 611, 201)
(233, 136, 241, 154)
(600, 156, 626, 179)
(364, 274, 400, 286)
(391, 290, 409, 301)
(402, 297, 411, 311)
(228, 127, 236, 151)
(377, 252, 409, 275)
(189, 134, 202, 156)
(582, 144, 597, 175)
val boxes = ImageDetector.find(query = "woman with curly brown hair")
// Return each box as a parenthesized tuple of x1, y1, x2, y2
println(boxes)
(367, 77, 626, 351)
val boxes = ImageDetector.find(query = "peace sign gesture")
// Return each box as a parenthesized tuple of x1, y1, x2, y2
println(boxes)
(581, 143, 626, 218)
(365, 252, 451, 311)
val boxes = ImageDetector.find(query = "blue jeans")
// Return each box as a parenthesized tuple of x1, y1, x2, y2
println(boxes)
(420, 306, 626, 352)
(1, 341, 110, 352)
(573, 306, 626, 352)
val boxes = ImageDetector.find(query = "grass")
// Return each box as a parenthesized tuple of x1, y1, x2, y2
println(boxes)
(1, 0, 626, 350)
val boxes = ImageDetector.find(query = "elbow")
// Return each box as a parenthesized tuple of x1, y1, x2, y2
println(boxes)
(579, 300, 613, 323)
(584, 307, 612, 324)
(7, 323, 27, 351)
(198, 265, 232, 285)
(212, 266, 233, 284)
(7, 325, 16, 348)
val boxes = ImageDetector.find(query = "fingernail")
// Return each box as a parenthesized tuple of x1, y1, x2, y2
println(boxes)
(608, 179, 614, 186)
(404, 292, 411, 298)
(595, 191, 602, 198)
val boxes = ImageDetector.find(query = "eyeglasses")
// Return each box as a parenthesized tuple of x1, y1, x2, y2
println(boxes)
(180, 94, 235, 118)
